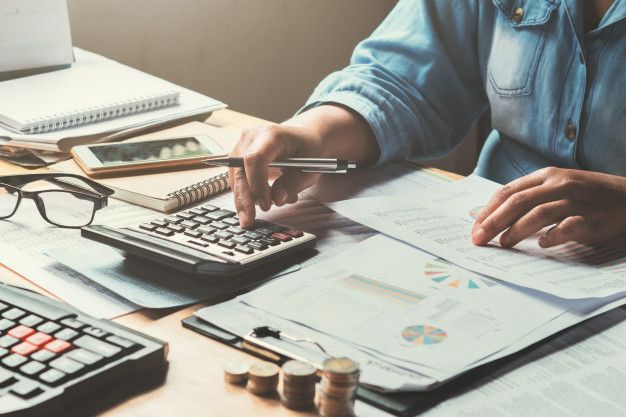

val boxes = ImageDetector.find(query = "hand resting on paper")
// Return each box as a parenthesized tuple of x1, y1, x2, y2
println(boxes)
(229, 105, 379, 227)
(471, 167, 626, 248)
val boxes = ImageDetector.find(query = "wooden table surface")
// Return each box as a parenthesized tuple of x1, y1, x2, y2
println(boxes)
(0, 109, 318, 417)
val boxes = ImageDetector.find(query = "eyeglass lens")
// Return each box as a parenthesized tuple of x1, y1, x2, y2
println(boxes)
(37, 190, 96, 227)
(0, 185, 19, 218)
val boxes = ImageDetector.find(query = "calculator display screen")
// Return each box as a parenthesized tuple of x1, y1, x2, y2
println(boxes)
(90, 137, 216, 166)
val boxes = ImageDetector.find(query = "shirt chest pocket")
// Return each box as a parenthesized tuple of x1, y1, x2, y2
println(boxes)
(488, 0, 559, 97)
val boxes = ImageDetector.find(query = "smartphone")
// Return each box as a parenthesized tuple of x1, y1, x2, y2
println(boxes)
(71, 135, 225, 177)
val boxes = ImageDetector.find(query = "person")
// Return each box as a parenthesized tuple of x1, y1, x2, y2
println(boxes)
(229, 0, 626, 248)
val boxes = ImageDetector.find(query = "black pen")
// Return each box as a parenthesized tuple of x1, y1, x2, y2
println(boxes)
(202, 156, 357, 173)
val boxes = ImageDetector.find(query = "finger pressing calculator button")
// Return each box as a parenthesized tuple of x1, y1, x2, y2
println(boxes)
(235, 245, 253, 255)
(155, 227, 175, 237)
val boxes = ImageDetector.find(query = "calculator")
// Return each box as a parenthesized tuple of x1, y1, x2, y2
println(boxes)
(81, 204, 316, 277)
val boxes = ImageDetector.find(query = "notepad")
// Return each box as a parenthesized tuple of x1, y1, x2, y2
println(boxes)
(0, 49, 181, 134)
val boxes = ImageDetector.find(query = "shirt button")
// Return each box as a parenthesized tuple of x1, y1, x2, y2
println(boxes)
(512, 7, 524, 24)
(565, 120, 577, 140)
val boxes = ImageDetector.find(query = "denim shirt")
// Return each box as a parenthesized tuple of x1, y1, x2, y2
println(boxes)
(301, 0, 626, 184)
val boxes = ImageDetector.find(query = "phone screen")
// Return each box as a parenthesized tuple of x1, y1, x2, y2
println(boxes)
(90, 137, 217, 166)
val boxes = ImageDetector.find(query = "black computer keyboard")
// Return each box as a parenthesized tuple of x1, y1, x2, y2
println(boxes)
(0, 284, 167, 417)
(82, 204, 316, 277)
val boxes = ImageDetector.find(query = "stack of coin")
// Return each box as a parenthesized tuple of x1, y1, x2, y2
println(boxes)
(318, 357, 360, 417)
(280, 360, 317, 410)
(223, 361, 249, 385)
(246, 361, 280, 396)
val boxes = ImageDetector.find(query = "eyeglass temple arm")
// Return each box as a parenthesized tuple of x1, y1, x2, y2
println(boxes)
(0, 173, 114, 196)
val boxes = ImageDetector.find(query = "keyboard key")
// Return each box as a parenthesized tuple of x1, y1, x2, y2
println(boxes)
(166, 224, 185, 233)
(248, 241, 268, 251)
(39, 368, 65, 385)
(0, 369, 17, 387)
(2, 353, 27, 368)
(20, 360, 46, 376)
(197, 226, 216, 235)
(37, 322, 61, 335)
(175, 212, 195, 220)
(284, 229, 304, 238)
(155, 227, 174, 237)
(255, 227, 275, 236)
(9, 325, 35, 340)
(271, 232, 292, 242)
(50, 356, 84, 374)
(84, 327, 109, 339)
(60, 319, 86, 330)
(244, 231, 264, 240)
(179, 220, 198, 229)
(0, 335, 20, 348)
(211, 221, 229, 230)
(200, 235, 218, 244)
(227, 226, 245, 235)
(184, 229, 202, 238)
(221, 251, 235, 257)
(222, 217, 240, 226)
(20, 315, 43, 327)
(191, 216, 211, 225)
(45, 339, 72, 353)
(106, 335, 136, 349)
(3, 308, 25, 320)
(26, 332, 53, 347)
(31, 349, 56, 363)
(187, 240, 208, 248)
(201, 204, 219, 212)
(150, 220, 168, 228)
(54, 328, 79, 341)
(0, 318, 15, 331)
(235, 245, 253, 255)
(231, 236, 251, 245)
(67, 348, 103, 365)
(10, 380, 43, 399)
(74, 335, 121, 358)
(11, 342, 38, 356)
(0, 302, 7, 312)
(261, 237, 280, 246)
(267, 224, 286, 232)
(0, 347, 8, 357)
(189, 208, 208, 216)
(164, 216, 183, 224)
(207, 209, 235, 221)
(214, 231, 233, 240)
(139, 223, 157, 232)
(218, 241, 236, 249)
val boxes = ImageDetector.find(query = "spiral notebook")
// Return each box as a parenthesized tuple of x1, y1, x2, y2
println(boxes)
(0, 49, 182, 134)
(50, 122, 239, 212)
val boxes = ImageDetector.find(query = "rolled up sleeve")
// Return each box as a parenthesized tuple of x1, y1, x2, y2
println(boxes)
(300, 0, 490, 165)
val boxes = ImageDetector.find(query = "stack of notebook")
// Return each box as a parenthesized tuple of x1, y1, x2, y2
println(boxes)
(0, 48, 226, 153)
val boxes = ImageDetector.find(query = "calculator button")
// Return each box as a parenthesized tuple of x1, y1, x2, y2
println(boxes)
(139, 223, 157, 232)
(244, 231, 264, 240)
(9, 326, 35, 340)
(191, 216, 211, 225)
(261, 237, 280, 246)
(271, 232, 292, 242)
(2, 354, 27, 368)
(197, 226, 216, 235)
(248, 241, 268, 251)
(54, 328, 79, 342)
(74, 335, 121, 358)
(222, 217, 240, 226)
(26, 332, 53, 347)
(0, 369, 17, 387)
(175, 212, 195, 220)
(20, 360, 46, 376)
(0, 303, 7, 312)
(214, 231, 233, 240)
(187, 240, 208, 248)
(231, 236, 251, 246)
(221, 251, 235, 256)
(211, 221, 229, 230)
(200, 235, 219, 244)
(150, 220, 167, 228)
(0, 319, 14, 331)
(267, 224, 286, 232)
(83, 327, 109, 339)
(0, 335, 20, 348)
(235, 245, 254, 255)
(184, 229, 202, 238)
(189, 208, 208, 216)
(284, 229, 304, 238)
(201, 204, 219, 212)
(227, 226, 245, 235)
(3, 308, 25, 320)
(167, 224, 186, 233)
(106, 335, 136, 349)
(155, 227, 175, 237)
(20, 315, 42, 327)
(207, 210, 236, 221)
(67, 348, 103, 366)
(11, 342, 38, 356)
(255, 228, 275, 236)
(31, 350, 56, 363)
(180, 220, 199, 229)
(164, 216, 183, 224)
(60, 319, 86, 330)
(218, 241, 236, 249)
(10, 380, 43, 399)
(39, 368, 65, 385)
(50, 356, 84, 374)
(45, 339, 72, 354)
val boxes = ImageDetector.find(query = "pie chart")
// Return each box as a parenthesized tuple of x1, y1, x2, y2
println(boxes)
(401, 325, 447, 345)
(424, 260, 495, 289)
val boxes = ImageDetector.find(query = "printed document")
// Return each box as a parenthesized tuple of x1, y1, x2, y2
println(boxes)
(329, 175, 626, 300)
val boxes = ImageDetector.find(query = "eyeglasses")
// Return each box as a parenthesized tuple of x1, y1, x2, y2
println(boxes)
(0, 173, 114, 228)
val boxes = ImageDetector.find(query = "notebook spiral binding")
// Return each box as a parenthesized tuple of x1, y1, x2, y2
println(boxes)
(23, 91, 180, 134)
(167, 172, 230, 209)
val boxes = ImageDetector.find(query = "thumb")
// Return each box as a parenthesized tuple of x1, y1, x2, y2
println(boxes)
(271, 171, 320, 206)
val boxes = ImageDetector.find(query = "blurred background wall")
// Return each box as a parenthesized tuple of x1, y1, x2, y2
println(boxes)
(67, 0, 478, 174)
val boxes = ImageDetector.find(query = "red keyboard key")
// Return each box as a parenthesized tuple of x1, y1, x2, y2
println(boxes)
(284, 229, 304, 238)
(8, 326, 35, 340)
(45, 339, 72, 353)
(271, 232, 292, 242)
(26, 332, 53, 347)
(11, 342, 38, 356)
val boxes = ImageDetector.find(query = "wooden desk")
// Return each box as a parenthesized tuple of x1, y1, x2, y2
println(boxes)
(0, 110, 317, 417)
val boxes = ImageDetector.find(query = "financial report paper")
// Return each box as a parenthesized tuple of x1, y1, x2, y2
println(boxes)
(329, 175, 626, 300)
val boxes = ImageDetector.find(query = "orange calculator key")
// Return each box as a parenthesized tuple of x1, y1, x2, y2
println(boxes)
(8, 325, 35, 340)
